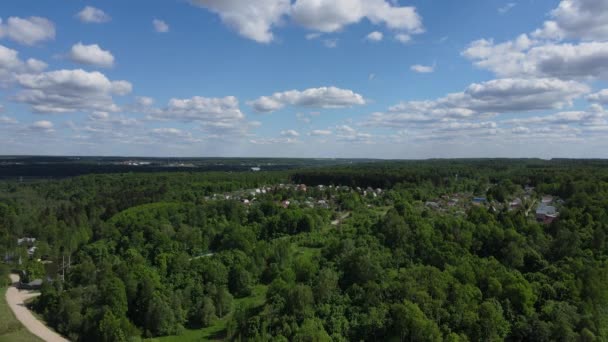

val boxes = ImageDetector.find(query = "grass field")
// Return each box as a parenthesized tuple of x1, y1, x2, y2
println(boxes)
(0, 278, 42, 342)
(151, 284, 268, 342)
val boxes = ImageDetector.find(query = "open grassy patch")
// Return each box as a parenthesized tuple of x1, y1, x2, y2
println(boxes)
(151, 284, 268, 342)
(0, 280, 42, 342)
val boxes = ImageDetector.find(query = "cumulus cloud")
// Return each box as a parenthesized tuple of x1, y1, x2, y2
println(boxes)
(153, 19, 170, 33)
(29, 120, 54, 132)
(280, 129, 300, 137)
(190, 0, 423, 43)
(532, 0, 608, 41)
(0, 44, 47, 82)
(77, 6, 111, 23)
(335, 125, 373, 143)
(0, 115, 18, 124)
(587, 89, 608, 104)
(151, 128, 202, 143)
(146, 96, 256, 137)
(365, 31, 383, 42)
(0, 16, 55, 45)
(310, 129, 332, 136)
(505, 106, 607, 127)
(69, 43, 115, 68)
(250, 86, 366, 113)
(367, 78, 589, 129)
(464, 38, 608, 80)
(189, 0, 291, 43)
(292, 0, 422, 34)
(14, 69, 132, 114)
(411, 64, 434, 73)
(250, 137, 298, 145)
(136, 96, 155, 107)
(498, 3, 516, 14)
(395, 33, 411, 44)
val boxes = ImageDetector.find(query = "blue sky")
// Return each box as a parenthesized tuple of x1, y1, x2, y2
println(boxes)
(1, 0, 608, 158)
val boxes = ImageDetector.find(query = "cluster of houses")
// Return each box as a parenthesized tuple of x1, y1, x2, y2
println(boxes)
(424, 186, 561, 225)
(204, 183, 385, 211)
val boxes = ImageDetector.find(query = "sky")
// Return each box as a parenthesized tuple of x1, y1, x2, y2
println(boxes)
(1, 0, 608, 159)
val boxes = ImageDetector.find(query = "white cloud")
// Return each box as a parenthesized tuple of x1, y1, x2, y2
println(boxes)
(365, 31, 383, 42)
(280, 129, 300, 137)
(410, 64, 434, 73)
(367, 78, 589, 129)
(323, 38, 338, 48)
(292, 0, 422, 34)
(504, 106, 607, 127)
(335, 125, 373, 143)
(587, 89, 608, 104)
(29, 120, 54, 132)
(0, 115, 18, 124)
(0, 44, 47, 82)
(69, 43, 115, 68)
(533, 0, 608, 41)
(136, 96, 155, 107)
(153, 19, 170, 33)
(147, 96, 255, 137)
(250, 137, 298, 144)
(250, 86, 366, 113)
(464, 38, 608, 80)
(190, 0, 422, 43)
(0, 17, 55, 45)
(310, 129, 332, 136)
(77, 6, 111, 24)
(498, 3, 516, 14)
(395, 33, 411, 44)
(189, 0, 291, 43)
(151, 128, 201, 143)
(15, 69, 132, 114)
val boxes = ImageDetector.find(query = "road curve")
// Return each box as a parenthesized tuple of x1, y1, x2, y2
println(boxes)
(5, 274, 69, 342)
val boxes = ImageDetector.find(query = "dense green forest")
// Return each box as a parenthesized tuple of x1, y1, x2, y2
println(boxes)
(1, 159, 608, 341)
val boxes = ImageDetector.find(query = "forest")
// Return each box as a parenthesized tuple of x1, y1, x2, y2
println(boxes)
(1, 159, 607, 341)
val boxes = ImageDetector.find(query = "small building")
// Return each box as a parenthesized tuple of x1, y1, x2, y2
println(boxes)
(281, 200, 291, 208)
(251, 167, 261, 172)
(536, 204, 558, 224)
(541, 195, 553, 204)
(17, 238, 36, 245)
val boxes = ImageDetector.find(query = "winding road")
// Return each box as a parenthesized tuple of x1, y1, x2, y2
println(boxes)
(5, 274, 69, 342)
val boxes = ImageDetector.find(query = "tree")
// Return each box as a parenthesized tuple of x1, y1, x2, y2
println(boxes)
(389, 300, 442, 342)
(476, 299, 510, 342)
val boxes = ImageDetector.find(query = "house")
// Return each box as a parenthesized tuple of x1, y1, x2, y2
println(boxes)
(536, 204, 558, 224)
(541, 195, 553, 204)
(17, 238, 36, 245)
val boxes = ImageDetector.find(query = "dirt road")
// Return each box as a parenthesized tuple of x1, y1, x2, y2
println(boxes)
(5, 274, 69, 342)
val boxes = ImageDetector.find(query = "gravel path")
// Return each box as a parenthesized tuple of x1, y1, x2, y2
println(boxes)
(6, 274, 69, 342)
